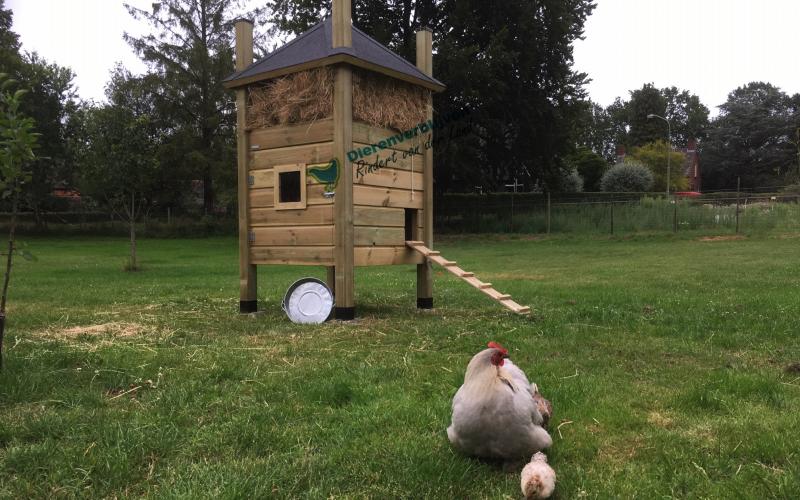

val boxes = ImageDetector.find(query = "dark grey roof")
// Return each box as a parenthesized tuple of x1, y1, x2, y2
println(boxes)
(224, 18, 444, 91)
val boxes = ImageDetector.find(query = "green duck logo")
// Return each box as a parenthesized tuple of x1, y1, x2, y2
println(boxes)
(307, 158, 340, 197)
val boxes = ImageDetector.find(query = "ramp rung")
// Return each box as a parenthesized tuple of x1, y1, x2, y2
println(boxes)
(405, 241, 529, 315)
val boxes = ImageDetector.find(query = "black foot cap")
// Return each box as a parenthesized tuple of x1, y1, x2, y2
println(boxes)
(239, 300, 258, 314)
(335, 307, 355, 320)
(417, 297, 433, 309)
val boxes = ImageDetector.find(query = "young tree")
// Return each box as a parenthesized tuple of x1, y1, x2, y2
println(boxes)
(78, 69, 160, 271)
(0, 74, 38, 370)
(630, 140, 688, 193)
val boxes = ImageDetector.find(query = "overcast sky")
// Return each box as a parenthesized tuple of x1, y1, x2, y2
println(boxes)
(8, 0, 800, 114)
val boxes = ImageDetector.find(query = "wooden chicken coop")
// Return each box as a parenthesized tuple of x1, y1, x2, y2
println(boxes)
(224, 0, 445, 319)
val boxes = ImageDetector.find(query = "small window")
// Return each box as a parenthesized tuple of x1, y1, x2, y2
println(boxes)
(279, 171, 301, 202)
(274, 163, 307, 210)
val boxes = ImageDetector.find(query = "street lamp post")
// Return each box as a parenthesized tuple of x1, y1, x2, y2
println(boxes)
(647, 114, 671, 196)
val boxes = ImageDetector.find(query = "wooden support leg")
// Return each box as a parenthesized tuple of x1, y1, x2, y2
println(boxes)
(411, 209, 433, 309)
(326, 266, 336, 296)
(416, 29, 434, 310)
(235, 21, 256, 314)
(240, 264, 258, 313)
(334, 266, 354, 319)
(333, 64, 354, 320)
(417, 263, 433, 309)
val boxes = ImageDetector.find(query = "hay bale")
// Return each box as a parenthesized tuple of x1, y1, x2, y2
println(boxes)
(247, 67, 334, 129)
(246, 67, 430, 132)
(353, 69, 430, 131)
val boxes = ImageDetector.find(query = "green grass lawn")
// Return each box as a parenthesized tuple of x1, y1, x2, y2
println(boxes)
(1, 234, 799, 498)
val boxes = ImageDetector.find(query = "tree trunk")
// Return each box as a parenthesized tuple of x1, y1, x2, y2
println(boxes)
(0, 195, 18, 370)
(129, 192, 137, 271)
(203, 173, 214, 214)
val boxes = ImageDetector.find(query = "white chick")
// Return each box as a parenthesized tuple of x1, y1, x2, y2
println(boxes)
(520, 452, 556, 499)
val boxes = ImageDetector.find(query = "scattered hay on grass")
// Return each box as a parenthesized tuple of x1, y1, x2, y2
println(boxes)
(59, 322, 146, 338)
(647, 411, 674, 428)
(34, 322, 161, 346)
(697, 235, 747, 242)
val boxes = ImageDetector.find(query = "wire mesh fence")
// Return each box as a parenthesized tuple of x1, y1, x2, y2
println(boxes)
(435, 192, 800, 235)
(1, 191, 798, 237)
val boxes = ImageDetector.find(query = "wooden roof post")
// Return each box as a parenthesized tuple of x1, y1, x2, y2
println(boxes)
(416, 28, 434, 309)
(235, 19, 258, 313)
(332, 0, 355, 319)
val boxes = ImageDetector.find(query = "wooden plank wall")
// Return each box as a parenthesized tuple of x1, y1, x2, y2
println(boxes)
(245, 120, 426, 267)
(247, 121, 335, 265)
(352, 121, 425, 266)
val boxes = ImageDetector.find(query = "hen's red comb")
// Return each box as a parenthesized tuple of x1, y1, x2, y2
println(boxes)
(487, 341, 508, 354)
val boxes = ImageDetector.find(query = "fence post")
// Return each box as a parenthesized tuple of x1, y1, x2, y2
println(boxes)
(510, 191, 515, 232)
(610, 202, 614, 235)
(167, 207, 171, 225)
(546, 191, 551, 234)
(735, 177, 741, 234)
(673, 196, 678, 232)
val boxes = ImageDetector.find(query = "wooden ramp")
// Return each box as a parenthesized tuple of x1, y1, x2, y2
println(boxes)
(406, 241, 531, 315)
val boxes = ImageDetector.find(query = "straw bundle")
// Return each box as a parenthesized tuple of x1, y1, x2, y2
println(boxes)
(246, 67, 430, 132)
(246, 67, 334, 129)
(353, 69, 430, 131)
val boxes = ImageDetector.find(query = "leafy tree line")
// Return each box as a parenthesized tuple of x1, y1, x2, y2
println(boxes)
(702, 82, 800, 191)
(2, 0, 799, 237)
(574, 81, 800, 192)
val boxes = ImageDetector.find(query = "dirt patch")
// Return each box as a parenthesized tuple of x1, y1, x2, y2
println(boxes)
(785, 362, 800, 374)
(697, 235, 747, 242)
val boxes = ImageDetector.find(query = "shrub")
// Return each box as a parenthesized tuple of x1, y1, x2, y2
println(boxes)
(559, 170, 584, 193)
(600, 160, 654, 192)
(566, 146, 608, 191)
(630, 140, 688, 192)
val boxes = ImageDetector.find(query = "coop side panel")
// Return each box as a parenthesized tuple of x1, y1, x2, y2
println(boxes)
(247, 130, 335, 265)
(352, 122, 426, 266)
